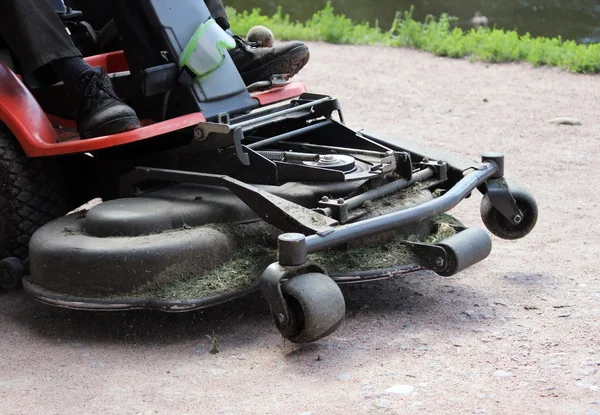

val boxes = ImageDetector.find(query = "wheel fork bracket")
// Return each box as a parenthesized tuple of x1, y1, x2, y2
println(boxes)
(485, 179, 524, 226)
(260, 261, 326, 327)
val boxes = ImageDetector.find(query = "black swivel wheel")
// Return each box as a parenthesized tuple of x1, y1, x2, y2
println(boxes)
(275, 273, 346, 343)
(481, 181, 538, 240)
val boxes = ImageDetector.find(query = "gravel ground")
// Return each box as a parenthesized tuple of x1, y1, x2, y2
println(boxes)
(1, 42, 599, 415)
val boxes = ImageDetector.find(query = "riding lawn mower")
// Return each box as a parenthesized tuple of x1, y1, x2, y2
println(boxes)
(0, 0, 538, 343)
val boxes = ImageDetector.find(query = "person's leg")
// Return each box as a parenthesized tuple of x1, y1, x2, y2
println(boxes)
(0, 0, 83, 83)
(0, 0, 140, 138)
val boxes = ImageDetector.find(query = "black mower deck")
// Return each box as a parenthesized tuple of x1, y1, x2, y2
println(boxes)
(23, 183, 458, 312)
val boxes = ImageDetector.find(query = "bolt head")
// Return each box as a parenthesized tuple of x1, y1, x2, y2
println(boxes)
(435, 257, 445, 268)
(321, 196, 330, 202)
(513, 215, 523, 224)
(337, 198, 345, 205)
(277, 313, 287, 324)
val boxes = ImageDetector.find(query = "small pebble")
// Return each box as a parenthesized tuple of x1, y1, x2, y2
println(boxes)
(376, 399, 392, 408)
(337, 372, 350, 381)
(385, 384, 414, 395)
(548, 117, 582, 126)
(408, 402, 424, 410)
(582, 367, 598, 376)
(494, 370, 511, 378)
(577, 382, 600, 391)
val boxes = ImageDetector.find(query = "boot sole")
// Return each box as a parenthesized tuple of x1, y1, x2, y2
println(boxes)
(81, 116, 142, 139)
(241, 45, 310, 86)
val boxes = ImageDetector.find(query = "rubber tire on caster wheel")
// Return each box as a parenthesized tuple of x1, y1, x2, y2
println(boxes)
(275, 273, 345, 344)
(480, 182, 538, 240)
(1, 257, 24, 290)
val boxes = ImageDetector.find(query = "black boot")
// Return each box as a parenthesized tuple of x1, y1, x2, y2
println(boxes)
(229, 36, 310, 86)
(74, 68, 141, 139)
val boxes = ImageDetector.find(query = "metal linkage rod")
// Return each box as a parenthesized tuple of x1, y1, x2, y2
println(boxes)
(247, 120, 333, 150)
(345, 168, 435, 210)
(304, 162, 497, 254)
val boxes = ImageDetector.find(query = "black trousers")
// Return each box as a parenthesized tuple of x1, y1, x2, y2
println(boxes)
(0, 0, 81, 79)
(0, 0, 231, 79)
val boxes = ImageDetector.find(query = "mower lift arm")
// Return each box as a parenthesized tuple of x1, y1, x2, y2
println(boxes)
(119, 167, 339, 235)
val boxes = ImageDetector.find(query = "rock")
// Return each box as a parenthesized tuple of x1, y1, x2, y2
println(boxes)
(494, 370, 511, 378)
(548, 117, 582, 126)
(337, 372, 350, 381)
(375, 399, 392, 408)
(246, 25, 274, 47)
(577, 382, 600, 391)
(385, 384, 414, 395)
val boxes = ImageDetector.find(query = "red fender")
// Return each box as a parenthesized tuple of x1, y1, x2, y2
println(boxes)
(0, 61, 207, 157)
(0, 63, 60, 156)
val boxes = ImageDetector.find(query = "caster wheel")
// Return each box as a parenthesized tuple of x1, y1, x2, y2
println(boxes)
(275, 273, 345, 344)
(481, 182, 538, 240)
(0, 257, 24, 290)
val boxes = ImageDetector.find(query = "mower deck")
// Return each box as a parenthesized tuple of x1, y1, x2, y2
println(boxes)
(23, 182, 452, 312)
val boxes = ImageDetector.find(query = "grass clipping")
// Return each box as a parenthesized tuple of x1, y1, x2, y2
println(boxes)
(136, 209, 463, 302)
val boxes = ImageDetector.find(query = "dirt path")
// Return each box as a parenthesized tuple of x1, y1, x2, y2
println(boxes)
(1, 43, 599, 415)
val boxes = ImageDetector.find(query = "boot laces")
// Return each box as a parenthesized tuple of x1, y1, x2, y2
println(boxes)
(81, 72, 121, 101)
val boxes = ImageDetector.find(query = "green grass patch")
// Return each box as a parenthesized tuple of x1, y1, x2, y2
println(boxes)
(227, 3, 600, 73)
